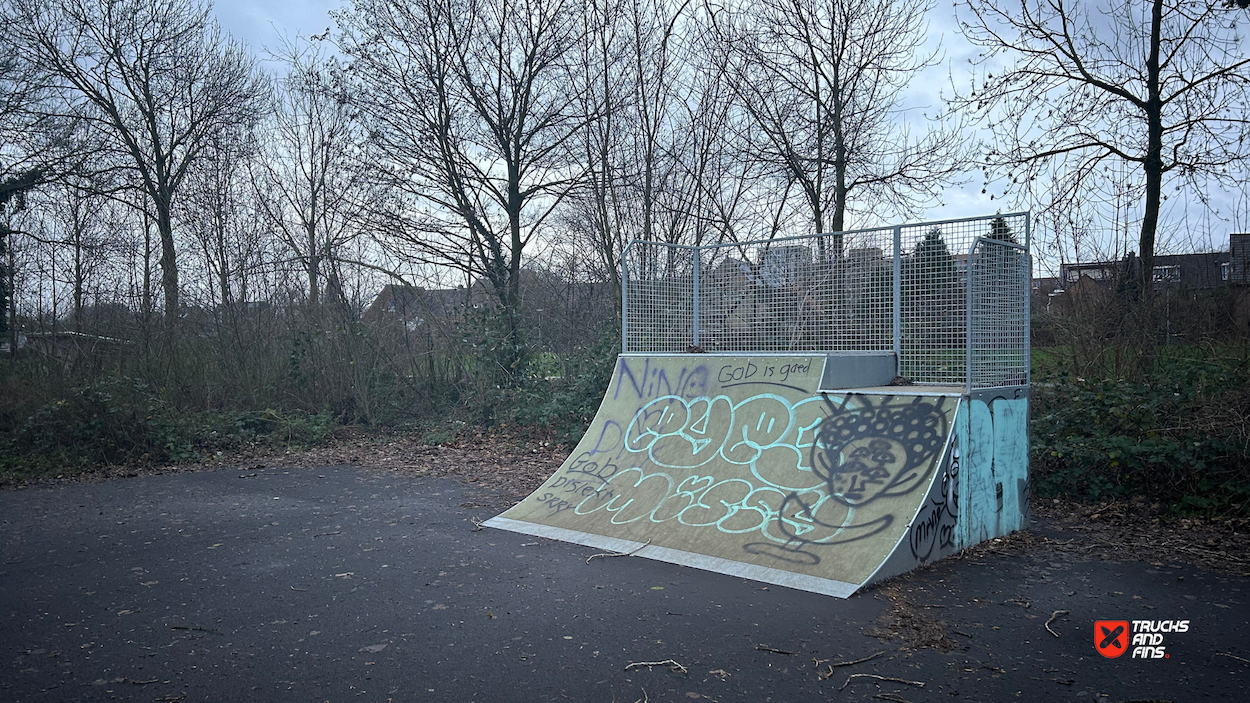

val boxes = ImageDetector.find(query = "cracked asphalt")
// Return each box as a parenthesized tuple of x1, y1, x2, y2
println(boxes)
(2, 463, 1247, 702)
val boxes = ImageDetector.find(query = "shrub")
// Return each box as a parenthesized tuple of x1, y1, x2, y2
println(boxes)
(194, 408, 339, 451)
(507, 326, 618, 442)
(13, 375, 193, 467)
(1030, 351, 1250, 517)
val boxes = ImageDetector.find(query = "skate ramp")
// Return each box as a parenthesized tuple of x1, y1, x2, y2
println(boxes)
(486, 354, 962, 598)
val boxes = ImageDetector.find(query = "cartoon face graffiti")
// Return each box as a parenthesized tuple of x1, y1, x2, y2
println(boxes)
(813, 395, 950, 506)
(828, 437, 905, 503)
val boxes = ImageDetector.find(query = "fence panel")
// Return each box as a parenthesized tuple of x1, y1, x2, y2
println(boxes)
(968, 237, 1031, 389)
(623, 242, 697, 353)
(622, 213, 1030, 389)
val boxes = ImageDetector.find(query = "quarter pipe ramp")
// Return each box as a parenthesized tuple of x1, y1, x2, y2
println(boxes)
(486, 353, 1021, 598)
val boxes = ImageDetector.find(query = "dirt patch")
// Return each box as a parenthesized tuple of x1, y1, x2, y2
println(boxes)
(864, 581, 960, 651)
(1, 424, 565, 505)
(1021, 498, 1250, 577)
(260, 428, 564, 505)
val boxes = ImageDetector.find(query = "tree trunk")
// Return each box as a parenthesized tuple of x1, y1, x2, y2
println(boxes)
(73, 231, 83, 332)
(308, 255, 321, 308)
(1138, 0, 1164, 298)
(7, 230, 16, 359)
(830, 90, 847, 258)
(157, 207, 179, 323)
(507, 161, 524, 371)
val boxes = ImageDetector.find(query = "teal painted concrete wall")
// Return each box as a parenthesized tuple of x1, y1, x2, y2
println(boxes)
(954, 392, 1029, 550)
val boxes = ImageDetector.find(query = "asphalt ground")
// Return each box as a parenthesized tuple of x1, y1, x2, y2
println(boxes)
(2, 463, 1247, 703)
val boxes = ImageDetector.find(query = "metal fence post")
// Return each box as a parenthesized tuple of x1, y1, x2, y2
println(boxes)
(621, 243, 631, 353)
(692, 247, 700, 348)
(1024, 213, 1032, 387)
(966, 239, 978, 395)
(893, 225, 902, 377)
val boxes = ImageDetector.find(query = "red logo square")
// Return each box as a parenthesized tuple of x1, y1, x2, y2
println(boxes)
(1095, 620, 1130, 658)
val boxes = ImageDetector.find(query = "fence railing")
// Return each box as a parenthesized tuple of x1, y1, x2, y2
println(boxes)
(621, 212, 1030, 389)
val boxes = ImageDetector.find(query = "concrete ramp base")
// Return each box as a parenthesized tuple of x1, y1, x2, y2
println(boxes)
(487, 353, 1024, 597)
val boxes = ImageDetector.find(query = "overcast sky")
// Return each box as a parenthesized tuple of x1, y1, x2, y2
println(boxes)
(210, 0, 1243, 270)
(215, 0, 342, 61)
(211, 0, 1009, 216)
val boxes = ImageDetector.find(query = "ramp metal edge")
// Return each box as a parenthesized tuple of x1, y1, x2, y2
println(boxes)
(861, 396, 964, 589)
(824, 388, 965, 397)
(618, 352, 838, 358)
(484, 516, 861, 599)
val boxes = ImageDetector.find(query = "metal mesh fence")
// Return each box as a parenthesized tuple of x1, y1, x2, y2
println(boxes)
(968, 237, 1030, 389)
(895, 214, 1028, 385)
(622, 212, 1030, 388)
(622, 243, 697, 353)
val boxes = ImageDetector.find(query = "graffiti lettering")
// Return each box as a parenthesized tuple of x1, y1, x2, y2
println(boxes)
(777, 360, 811, 381)
(536, 493, 576, 516)
(909, 437, 960, 562)
(549, 476, 616, 500)
(525, 381, 958, 570)
(717, 361, 759, 383)
(564, 452, 621, 482)
(909, 502, 942, 561)
(616, 357, 709, 401)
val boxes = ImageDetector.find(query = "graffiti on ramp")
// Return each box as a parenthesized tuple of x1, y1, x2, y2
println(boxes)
(487, 354, 961, 596)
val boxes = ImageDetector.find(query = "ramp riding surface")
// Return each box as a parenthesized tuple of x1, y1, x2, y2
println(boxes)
(487, 354, 963, 597)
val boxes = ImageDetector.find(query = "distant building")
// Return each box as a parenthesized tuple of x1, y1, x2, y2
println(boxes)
(363, 285, 467, 328)
(1230, 233, 1250, 283)
(1056, 250, 1231, 292)
(1150, 252, 1230, 289)
(1059, 260, 1120, 288)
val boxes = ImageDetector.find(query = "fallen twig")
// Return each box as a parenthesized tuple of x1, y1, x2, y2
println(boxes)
(170, 626, 220, 634)
(313, 531, 340, 538)
(587, 539, 652, 564)
(290, 587, 308, 592)
(755, 645, 794, 655)
(839, 674, 925, 692)
(1173, 545, 1247, 563)
(873, 694, 911, 703)
(827, 650, 884, 669)
(155, 695, 186, 702)
(471, 517, 485, 531)
(624, 659, 687, 674)
(817, 650, 886, 680)
(1217, 652, 1250, 665)
(124, 678, 158, 684)
(1046, 610, 1069, 638)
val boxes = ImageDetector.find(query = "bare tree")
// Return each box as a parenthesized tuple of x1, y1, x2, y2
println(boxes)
(957, 0, 1250, 292)
(566, 0, 712, 296)
(708, 0, 967, 243)
(338, 0, 596, 349)
(43, 178, 110, 329)
(8, 0, 269, 325)
(253, 39, 367, 311)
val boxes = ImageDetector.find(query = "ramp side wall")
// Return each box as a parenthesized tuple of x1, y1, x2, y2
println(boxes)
(955, 390, 1031, 549)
